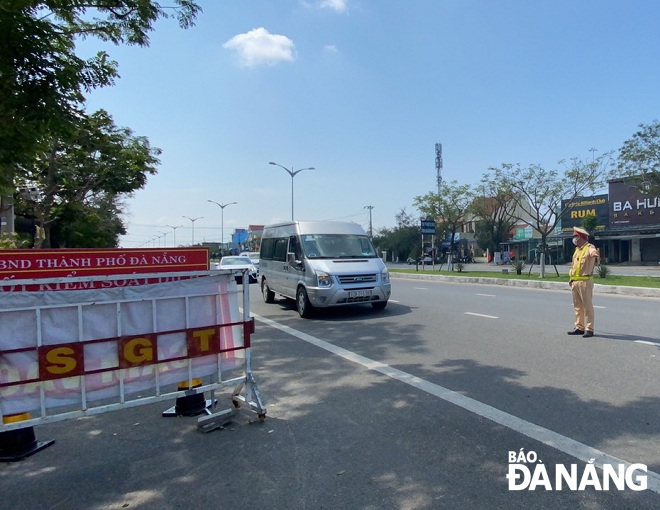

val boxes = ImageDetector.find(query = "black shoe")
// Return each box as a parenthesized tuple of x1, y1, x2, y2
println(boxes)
(567, 329, 585, 335)
(583, 331, 594, 338)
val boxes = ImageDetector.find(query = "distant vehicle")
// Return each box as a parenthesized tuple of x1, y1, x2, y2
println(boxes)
(259, 221, 391, 318)
(407, 256, 432, 265)
(239, 251, 260, 269)
(216, 256, 258, 284)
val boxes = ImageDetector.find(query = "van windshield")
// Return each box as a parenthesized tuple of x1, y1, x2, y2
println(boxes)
(301, 234, 377, 259)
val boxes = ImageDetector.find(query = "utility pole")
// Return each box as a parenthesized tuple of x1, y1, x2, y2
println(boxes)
(364, 205, 374, 238)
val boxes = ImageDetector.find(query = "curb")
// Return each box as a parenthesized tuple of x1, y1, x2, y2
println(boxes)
(390, 272, 660, 299)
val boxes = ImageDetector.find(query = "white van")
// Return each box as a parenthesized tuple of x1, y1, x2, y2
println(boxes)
(259, 221, 391, 318)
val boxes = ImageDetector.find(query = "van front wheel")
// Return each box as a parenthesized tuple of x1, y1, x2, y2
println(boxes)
(262, 279, 275, 303)
(372, 301, 387, 310)
(296, 287, 313, 318)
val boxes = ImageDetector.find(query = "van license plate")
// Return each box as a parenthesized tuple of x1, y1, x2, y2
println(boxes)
(349, 290, 371, 298)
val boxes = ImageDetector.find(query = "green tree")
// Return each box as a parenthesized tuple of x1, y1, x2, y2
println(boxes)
(49, 195, 126, 248)
(471, 174, 518, 255)
(373, 208, 420, 262)
(14, 109, 161, 247)
(579, 213, 599, 237)
(0, 0, 200, 160)
(615, 120, 660, 196)
(490, 152, 610, 277)
(414, 181, 473, 270)
(0, 1, 200, 205)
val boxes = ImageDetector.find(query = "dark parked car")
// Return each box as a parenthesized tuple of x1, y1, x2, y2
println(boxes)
(407, 256, 433, 265)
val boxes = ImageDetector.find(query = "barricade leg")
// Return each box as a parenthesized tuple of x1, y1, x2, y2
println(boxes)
(162, 378, 214, 417)
(231, 372, 267, 422)
(0, 413, 55, 462)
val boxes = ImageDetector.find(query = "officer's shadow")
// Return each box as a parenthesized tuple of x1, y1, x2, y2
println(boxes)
(596, 331, 660, 346)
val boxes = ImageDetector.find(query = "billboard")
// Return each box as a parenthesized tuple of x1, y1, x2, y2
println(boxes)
(608, 181, 660, 226)
(559, 195, 608, 232)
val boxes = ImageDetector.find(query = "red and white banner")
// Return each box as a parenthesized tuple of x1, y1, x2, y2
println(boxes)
(0, 274, 243, 418)
(0, 248, 209, 291)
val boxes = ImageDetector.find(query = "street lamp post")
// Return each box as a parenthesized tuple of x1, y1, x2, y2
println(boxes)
(182, 216, 203, 246)
(158, 231, 168, 247)
(207, 200, 237, 255)
(269, 161, 315, 220)
(165, 224, 183, 247)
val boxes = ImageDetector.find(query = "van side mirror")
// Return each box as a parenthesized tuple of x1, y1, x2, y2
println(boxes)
(287, 252, 303, 269)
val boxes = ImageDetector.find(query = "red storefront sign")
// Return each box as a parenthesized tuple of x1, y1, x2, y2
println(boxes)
(0, 248, 210, 290)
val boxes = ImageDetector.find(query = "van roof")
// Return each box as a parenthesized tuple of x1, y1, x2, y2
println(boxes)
(263, 220, 366, 236)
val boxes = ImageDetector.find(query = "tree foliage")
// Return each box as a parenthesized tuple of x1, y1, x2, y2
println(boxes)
(14, 109, 161, 247)
(414, 181, 473, 268)
(615, 120, 660, 196)
(471, 174, 519, 254)
(373, 208, 420, 261)
(1, 1, 200, 248)
(49, 195, 127, 248)
(0, 0, 200, 186)
(490, 152, 611, 276)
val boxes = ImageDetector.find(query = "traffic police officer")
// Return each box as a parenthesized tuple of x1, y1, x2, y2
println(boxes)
(567, 226, 599, 337)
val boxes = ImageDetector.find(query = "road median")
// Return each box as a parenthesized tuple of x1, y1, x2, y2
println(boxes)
(390, 271, 660, 298)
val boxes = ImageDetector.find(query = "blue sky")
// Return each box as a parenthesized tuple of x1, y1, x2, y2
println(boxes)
(79, 0, 660, 248)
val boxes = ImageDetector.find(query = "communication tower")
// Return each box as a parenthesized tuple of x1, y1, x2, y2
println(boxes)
(435, 143, 443, 194)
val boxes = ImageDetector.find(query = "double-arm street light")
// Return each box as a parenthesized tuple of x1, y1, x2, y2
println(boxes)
(269, 161, 315, 220)
(182, 216, 203, 246)
(207, 200, 237, 254)
(158, 231, 169, 247)
(165, 224, 183, 247)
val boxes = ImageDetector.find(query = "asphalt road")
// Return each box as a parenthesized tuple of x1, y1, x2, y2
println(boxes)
(2, 278, 659, 509)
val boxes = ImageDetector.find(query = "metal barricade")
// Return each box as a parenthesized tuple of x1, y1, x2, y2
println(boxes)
(0, 271, 266, 446)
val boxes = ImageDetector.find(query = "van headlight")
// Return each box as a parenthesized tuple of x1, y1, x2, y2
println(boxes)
(316, 271, 333, 287)
(381, 269, 390, 283)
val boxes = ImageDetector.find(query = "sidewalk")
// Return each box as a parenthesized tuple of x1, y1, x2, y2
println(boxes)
(388, 262, 660, 298)
(390, 260, 660, 278)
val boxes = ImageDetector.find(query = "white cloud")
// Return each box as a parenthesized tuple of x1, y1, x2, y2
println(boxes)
(323, 44, 339, 54)
(319, 0, 348, 13)
(300, 0, 349, 13)
(223, 27, 295, 68)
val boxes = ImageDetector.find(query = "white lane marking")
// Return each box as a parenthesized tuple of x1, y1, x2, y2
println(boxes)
(594, 305, 606, 309)
(413, 287, 428, 290)
(389, 300, 400, 303)
(476, 293, 496, 297)
(253, 312, 660, 494)
(635, 340, 660, 347)
(464, 312, 499, 319)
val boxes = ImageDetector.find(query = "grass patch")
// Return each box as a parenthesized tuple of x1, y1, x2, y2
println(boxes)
(390, 268, 660, 289)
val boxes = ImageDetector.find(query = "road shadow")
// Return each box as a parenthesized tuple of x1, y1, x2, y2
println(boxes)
(267, 296, 414, 321)
(2, 320, 659, 510)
